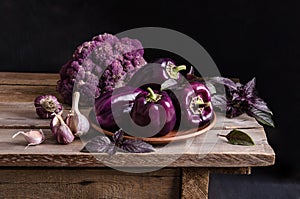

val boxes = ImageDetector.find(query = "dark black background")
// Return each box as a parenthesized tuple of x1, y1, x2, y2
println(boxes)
(0, 0, 299, 197)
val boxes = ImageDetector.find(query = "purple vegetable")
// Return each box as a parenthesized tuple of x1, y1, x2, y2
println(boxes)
(94, 86, 142, 132)
(57, 33, 147, 105)
(34, 95, 62, 119)
(130, 87, 176, 137)
(168, 81, 213, 129)
(127, 58, 186, 90)
(50, 114, 75, 144)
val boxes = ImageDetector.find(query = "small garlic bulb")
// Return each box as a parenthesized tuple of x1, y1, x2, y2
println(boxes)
(12, 129, 45, 149)
(65, 92, 90, 137)
(50, 113, 75, 144)
(34, 95, 63, 119)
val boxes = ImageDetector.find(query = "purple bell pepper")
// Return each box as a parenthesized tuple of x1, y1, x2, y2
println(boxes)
(168, 81, 213, 129)
(130, 87, 176, 137)
(94, 86, 142, 132)
(127, 58, 186, 90)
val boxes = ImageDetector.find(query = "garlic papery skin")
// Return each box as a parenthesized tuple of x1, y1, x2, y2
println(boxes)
(50, 114, 75, 144)
(65, 92, 90, 137)
(12, 129, 45, 149)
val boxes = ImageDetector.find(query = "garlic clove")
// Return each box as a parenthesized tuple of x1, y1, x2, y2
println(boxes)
(12, 129, 45, 149)
(65, 92, 90, 137)
(50, 113, 75, 144)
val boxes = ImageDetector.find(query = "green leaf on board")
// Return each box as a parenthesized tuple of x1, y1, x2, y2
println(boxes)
(218, 129, 255, 146)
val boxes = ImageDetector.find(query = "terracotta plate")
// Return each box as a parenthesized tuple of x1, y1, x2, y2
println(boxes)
(90, 112, 216, 144)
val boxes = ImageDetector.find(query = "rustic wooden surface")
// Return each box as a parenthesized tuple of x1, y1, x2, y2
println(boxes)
(0, 72, 275, 167)
(182, 168, 209, 199)
(0, 72, 276, 199)
(0, 168, 180, 199)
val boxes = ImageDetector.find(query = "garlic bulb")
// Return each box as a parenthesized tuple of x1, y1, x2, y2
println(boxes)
(65, 92, 90, 137)
(50, 113, 74, 144)
(12, 129, 45, 149)
(34, 95, 63, 119)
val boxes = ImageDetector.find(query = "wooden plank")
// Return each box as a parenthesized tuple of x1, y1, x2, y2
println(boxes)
(209, 167, 251, 175)
(214, 112, 262, 129)
(0, 85, 61, 103)
(0, 128, 275, 167)
(0, 103, 51, 128)
(0, 102, 71, 129)
(0, 168, 180, 199)
(0, 72, 59, 85)
(182, 168, 209, 199)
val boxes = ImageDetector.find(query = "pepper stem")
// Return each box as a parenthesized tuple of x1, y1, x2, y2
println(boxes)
(166, 62, 186, 79)
(172, 65, 186, 73)
(194, 100, 211, 108)
(146, 87, 161, 103)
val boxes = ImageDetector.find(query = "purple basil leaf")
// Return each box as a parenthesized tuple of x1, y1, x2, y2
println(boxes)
(250, 97, 273, 115)
(211, 94, 227, 111)
(244, 77, 256, 98)
(80, 136, 115, 153)
(120, 139, 155, 153)
(113, 129, 124, 144)
(226, 105, 244, 118)
(208, 77, 237, 90)
(247, 106, 275, 127)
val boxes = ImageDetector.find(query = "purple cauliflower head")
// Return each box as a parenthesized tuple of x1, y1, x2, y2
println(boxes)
(57, 33, 147, 105)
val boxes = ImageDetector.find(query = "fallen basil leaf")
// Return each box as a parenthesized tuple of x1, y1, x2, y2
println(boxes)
(120, 139, 155, 153)
(80, 136, 115, 153)
(218, 129, 255, 146)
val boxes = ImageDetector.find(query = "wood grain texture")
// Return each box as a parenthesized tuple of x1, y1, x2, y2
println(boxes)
(209, 167, 251, 175)
(0, 85, 61, 102)
(0, 128, 275, 167)
(0, 72, 59, 85)
(182, 168, 209, 199)
(0, 168, 180, 199)
(0, 102, 71, 128)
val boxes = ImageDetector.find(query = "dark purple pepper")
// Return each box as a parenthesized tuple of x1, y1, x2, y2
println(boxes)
(127, 59, 186, 89)
(94, 86, 142, 132)
(168, 81, 213, 129)
(130, 87, 176, 137)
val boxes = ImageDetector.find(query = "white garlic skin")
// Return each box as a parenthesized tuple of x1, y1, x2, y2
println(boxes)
(65, 92, 90, 137)
(50, 114, 74, 144)
(12, 129, 45, 149)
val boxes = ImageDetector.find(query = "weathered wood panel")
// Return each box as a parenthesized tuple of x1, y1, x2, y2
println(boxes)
(182, 168, 209, 199)
(0, 102, 71, 128)
(0, 72, 59, 85)
(0, 85, 61, 102)
(0, 128, 275, 167)
(0, 168, 180, 199)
